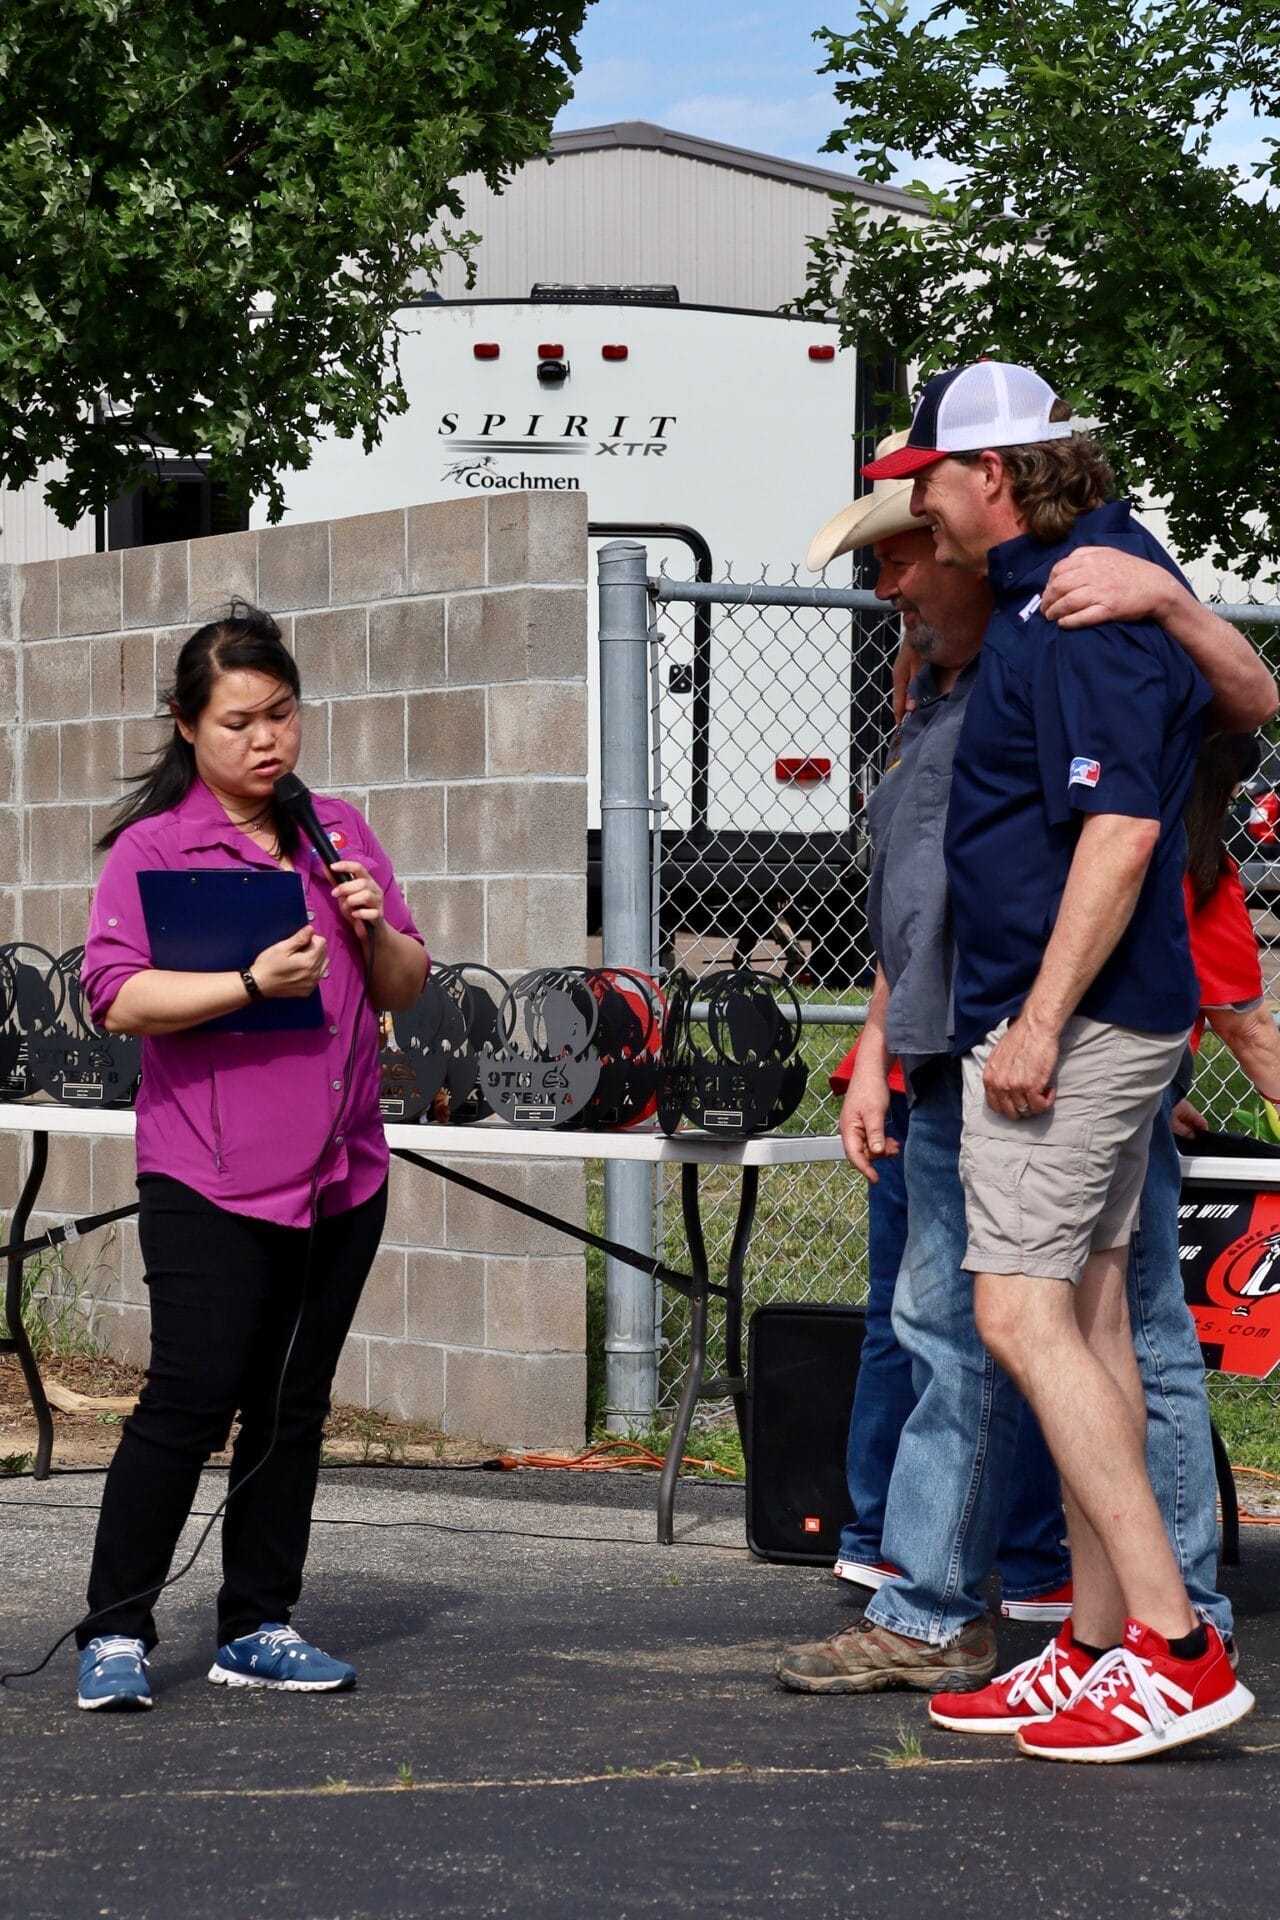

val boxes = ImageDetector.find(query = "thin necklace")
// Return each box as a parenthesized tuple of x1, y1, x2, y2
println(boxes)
(229, 802, 274, 832)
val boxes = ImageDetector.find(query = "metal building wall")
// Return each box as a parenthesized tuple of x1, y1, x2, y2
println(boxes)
(431, 145, 900, 312)
(0, 474, 95, 568)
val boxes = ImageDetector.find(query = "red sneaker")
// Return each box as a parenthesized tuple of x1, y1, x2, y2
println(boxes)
(1000, 1580, 1072, 1623)
(930, 1623, 1094, 1734)
(832, 1558, 900, 1590)
(1016, 1621, 1254, 1763)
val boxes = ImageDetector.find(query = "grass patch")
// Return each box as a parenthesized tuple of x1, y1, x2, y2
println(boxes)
(620, 1418, 745, 1479)
(871, 1722, 929, 1769)
(585, 1004, 868, 1432)
(1207, 1376, 1280, 1475)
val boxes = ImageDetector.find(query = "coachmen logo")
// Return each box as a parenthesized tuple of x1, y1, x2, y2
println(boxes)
(442, 454, 582, 492)
(438, 410, 677, 487)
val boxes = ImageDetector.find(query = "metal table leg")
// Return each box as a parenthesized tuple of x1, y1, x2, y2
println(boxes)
(656, 1162, 759, 1545)
(1210, 1418, 1240, 1568)
(722, 1166, 758, 1452)
(1, 1130, 53, 1479)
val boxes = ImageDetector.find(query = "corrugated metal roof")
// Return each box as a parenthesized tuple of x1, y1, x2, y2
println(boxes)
(547, 121, 925, 215)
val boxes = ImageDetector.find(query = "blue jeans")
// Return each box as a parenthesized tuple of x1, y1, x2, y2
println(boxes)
(865, 1063, 1067, 1642)
(1128, 1094, 1232, 1637)
(838, 1090, 915, 1567)
(839, 1087, 1065, 1601)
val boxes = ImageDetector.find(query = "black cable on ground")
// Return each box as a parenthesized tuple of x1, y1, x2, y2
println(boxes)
(0, 1497, 748, 1553)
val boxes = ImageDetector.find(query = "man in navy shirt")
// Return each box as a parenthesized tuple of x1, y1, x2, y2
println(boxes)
(857, 362, 1256, 1762)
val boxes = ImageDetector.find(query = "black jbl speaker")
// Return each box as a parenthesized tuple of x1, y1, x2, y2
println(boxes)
(745, 1302, 865, 1563)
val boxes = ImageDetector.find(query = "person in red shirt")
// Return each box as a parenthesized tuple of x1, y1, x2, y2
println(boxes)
(1176, 733, 1280, 1129)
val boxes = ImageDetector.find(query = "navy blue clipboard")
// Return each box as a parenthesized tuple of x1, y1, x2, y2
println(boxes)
(137, 869, 324, 1033)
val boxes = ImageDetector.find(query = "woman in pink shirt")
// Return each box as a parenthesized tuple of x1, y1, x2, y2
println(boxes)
(75, 605, 428, 1712)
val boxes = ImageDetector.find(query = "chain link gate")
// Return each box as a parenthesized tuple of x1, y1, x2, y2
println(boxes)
(597, 540, 1280, 1438)
(642, 565, 894, 1418)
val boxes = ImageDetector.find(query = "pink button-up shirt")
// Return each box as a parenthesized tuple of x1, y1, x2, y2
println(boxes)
(82, 779, 425, 1227)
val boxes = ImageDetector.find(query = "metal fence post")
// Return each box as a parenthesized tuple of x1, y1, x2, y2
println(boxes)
(598, 539, 658, 1430)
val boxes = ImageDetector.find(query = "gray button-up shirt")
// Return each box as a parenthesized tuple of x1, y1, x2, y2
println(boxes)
(866, 658, 978, 1088)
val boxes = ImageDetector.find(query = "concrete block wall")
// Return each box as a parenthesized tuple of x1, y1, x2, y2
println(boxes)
(0, 492, 590, 1446)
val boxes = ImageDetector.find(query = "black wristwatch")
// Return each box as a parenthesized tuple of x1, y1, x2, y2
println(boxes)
(240, 968, 263, 1002)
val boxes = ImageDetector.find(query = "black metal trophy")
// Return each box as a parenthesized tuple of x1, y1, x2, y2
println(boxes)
(379, 963, 505, 1122)
(475, 969, 601, 1127)
(658, 968, 808, 1136)
(0, 944, 141, 1108)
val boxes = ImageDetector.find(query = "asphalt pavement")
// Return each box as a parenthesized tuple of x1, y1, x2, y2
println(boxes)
(2, 1465, 1278, 1920)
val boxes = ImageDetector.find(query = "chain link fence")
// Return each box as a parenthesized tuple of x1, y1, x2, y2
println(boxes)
(631, 555, 1280, 1432)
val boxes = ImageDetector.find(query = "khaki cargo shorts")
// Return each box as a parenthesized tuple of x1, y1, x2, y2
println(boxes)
(959, 1015, 1189, 1284)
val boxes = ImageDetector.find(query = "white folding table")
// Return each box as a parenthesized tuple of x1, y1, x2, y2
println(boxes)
(0, 1102, 848, 1541)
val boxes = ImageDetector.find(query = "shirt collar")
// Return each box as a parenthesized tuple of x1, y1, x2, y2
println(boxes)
(986, 500, 1136, 602)
(907, 652, 979, 711)
(175, 778, 278, 862)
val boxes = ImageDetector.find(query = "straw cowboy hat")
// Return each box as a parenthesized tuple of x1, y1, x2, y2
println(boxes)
(806, 430, 925, 571)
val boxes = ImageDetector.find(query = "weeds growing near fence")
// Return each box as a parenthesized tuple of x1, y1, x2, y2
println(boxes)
(0, 1230, 113, 1364)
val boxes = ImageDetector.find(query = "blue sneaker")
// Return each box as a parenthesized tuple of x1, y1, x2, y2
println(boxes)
(208, 1623, 356, 1692)
(77, 1636, 152, 1712)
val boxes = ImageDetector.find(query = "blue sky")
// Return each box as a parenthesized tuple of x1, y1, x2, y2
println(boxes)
(555, 1, 1277, 196)
(556, 3, 848, 172)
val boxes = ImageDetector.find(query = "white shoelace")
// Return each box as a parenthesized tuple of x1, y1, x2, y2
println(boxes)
(256, 1626, 307, 1658)
(1003, 1637, 1080, 1711)
(91, 1636, 144, 1667)
(1074, 1647, 1174, 1735)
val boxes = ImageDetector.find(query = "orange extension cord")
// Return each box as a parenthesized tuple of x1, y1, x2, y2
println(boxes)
(495, 1447, 1280, 1514)
(492, 1443, 1280, 1522)
(496, 1438, 741, 1478)
(1228, 1463, 1280, 1525)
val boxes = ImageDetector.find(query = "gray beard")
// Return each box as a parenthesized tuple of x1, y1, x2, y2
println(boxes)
(909, 622, 946, 661)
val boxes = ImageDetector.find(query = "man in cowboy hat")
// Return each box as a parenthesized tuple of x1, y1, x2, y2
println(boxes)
(802, 431, 1071, 1640)
(776, 415, 1272, 1744)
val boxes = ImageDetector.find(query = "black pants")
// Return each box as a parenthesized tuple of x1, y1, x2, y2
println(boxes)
(80, 1174, 387, 1651)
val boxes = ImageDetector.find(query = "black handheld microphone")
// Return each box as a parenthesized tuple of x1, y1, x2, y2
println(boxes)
(273, 772, 341, 876)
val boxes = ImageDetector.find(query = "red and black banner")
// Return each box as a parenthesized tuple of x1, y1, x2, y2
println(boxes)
(1180, 1180, 1280, 1378)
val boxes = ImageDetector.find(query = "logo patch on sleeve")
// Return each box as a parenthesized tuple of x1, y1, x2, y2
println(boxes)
(326, 828, 347, 851)
(1069, 756, 1101, 789)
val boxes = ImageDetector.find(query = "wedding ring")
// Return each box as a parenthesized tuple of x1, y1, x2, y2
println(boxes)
(1015, 1102, 1030, 1114)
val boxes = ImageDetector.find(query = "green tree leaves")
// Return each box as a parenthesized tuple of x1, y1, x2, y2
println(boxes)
(801, 2, 1280, 575)
(0, 2, 592, 525)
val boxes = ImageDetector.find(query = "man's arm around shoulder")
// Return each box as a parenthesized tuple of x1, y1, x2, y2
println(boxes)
(1042, 548, 1277, 731)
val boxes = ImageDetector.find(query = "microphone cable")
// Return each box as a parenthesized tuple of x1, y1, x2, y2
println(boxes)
(1, 831, 384, 1689)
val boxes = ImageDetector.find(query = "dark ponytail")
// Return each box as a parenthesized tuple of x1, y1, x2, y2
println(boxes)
(1184, 732, 1263, 911)
(98, 601, 302, 854)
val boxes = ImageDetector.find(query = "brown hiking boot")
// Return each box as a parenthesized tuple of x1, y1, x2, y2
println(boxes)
(774, 1611, 998, 1695)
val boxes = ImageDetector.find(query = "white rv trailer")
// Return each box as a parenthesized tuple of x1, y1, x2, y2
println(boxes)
(250, 293, 882, 972)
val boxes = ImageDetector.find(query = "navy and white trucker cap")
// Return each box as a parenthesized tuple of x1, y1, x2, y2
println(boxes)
(862, 362, 1073, 480)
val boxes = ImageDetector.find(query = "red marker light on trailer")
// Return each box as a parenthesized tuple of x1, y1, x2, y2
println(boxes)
(601, 344, 629, 361)
(1248, 792, 1280, 844)
(775, 757, 832, 784)
(537, 343, 564, 359)
(473, 343, 500, 360)
(808, 344, 836, 361)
